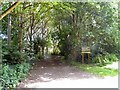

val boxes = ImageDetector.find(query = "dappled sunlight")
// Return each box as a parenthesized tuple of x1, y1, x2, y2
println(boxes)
(23, 76, 118, 88)
(17, 60, 118, 88)
(1, 2, 119, 89)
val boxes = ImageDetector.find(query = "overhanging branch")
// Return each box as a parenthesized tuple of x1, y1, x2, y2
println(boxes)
(0, 2, 21, 20)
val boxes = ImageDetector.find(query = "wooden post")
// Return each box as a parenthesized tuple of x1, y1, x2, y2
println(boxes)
(88, 53, 90, 63)
(82, 53, 84, 64)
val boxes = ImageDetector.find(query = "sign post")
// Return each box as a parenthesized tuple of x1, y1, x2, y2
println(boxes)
(81, 47, 90, 64)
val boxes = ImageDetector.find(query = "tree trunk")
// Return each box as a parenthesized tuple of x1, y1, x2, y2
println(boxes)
(0, 4, 2, 69)
(19, 3, 26, 52)
(30, 12, 34, 51)
(7, 3, 11, 46)
(19, 13, 23, 52)
(7, 13, 11, 46)
(70, 11, 77, 61)
(42, 46, 44, 57)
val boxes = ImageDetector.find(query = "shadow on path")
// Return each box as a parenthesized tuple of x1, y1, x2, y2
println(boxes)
(17, 55, 102, 88)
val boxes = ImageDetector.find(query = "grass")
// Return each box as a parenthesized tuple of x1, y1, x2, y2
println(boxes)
(71, 62, 118, 77)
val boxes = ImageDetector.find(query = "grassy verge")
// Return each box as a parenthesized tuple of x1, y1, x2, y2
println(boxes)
(71, 61, 118, 77)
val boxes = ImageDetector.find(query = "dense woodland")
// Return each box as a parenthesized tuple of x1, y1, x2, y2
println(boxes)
(0, 2, 119, 89)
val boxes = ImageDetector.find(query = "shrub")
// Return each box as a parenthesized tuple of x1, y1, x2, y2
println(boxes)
(92, 53, 118, 66)
(36, 52, 44, 59)
(16, 63, 30, 79)
(2, 45, 29, 65)
(0, 63, 31, 89)
(1, 65, 18, 88)
(51, 47, 60, 55)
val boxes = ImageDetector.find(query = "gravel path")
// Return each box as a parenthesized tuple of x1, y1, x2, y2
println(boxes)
(17, 58, 118, 88)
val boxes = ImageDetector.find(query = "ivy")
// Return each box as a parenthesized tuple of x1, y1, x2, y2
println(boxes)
(0, 63, 31, 89)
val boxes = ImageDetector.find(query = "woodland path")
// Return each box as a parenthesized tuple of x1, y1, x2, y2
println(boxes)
(17, 56, 118, 88)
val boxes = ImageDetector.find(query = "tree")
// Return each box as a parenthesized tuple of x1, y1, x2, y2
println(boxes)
(1, 2, 118, 63)
(50, 2, 118, 62)
(7, 3, 11, 46)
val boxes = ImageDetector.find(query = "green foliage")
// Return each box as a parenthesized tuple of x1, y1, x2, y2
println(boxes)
(0, 63, 31, 89)
(16, 63, 31, 78)
(50, 2, 118, 61)
(36, 52, 44, 59)
(92, 54, 119, 66)
(2, 2, 118, 62)
(60, 56, 66, 63)
(2, 44, 29, 64)
(0, 3, 119, 89)
(1, 65, 18, 89)
(100, 30, 120, 54)
(51, 47, 60, 55)
(33, 36, 48, 54)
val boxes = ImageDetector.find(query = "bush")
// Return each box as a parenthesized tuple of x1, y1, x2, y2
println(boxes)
(51, 47, 60, 55)
(1, 65, 18, 88)
(92, 53, 118, 66)
(36, 52, 44, 59)
(0, 63, 31, 89)
(2, 45, 29, 65)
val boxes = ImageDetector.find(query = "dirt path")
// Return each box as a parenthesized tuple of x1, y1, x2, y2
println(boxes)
(17, 56, 118, 88)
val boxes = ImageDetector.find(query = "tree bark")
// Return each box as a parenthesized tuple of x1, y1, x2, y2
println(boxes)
(19, 3, 25, 52)
(19, 13, 23, 52)
(7, 3, 11, 46)
(30, 12, 34, 51)
(0, 4, 2, 70)
(70, 11, 77, 61)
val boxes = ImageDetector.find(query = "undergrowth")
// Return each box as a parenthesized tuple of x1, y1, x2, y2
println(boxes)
(0, 62, 31, 89)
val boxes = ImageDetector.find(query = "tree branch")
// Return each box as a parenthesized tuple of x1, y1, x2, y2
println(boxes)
(0, 2, 21, 20)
